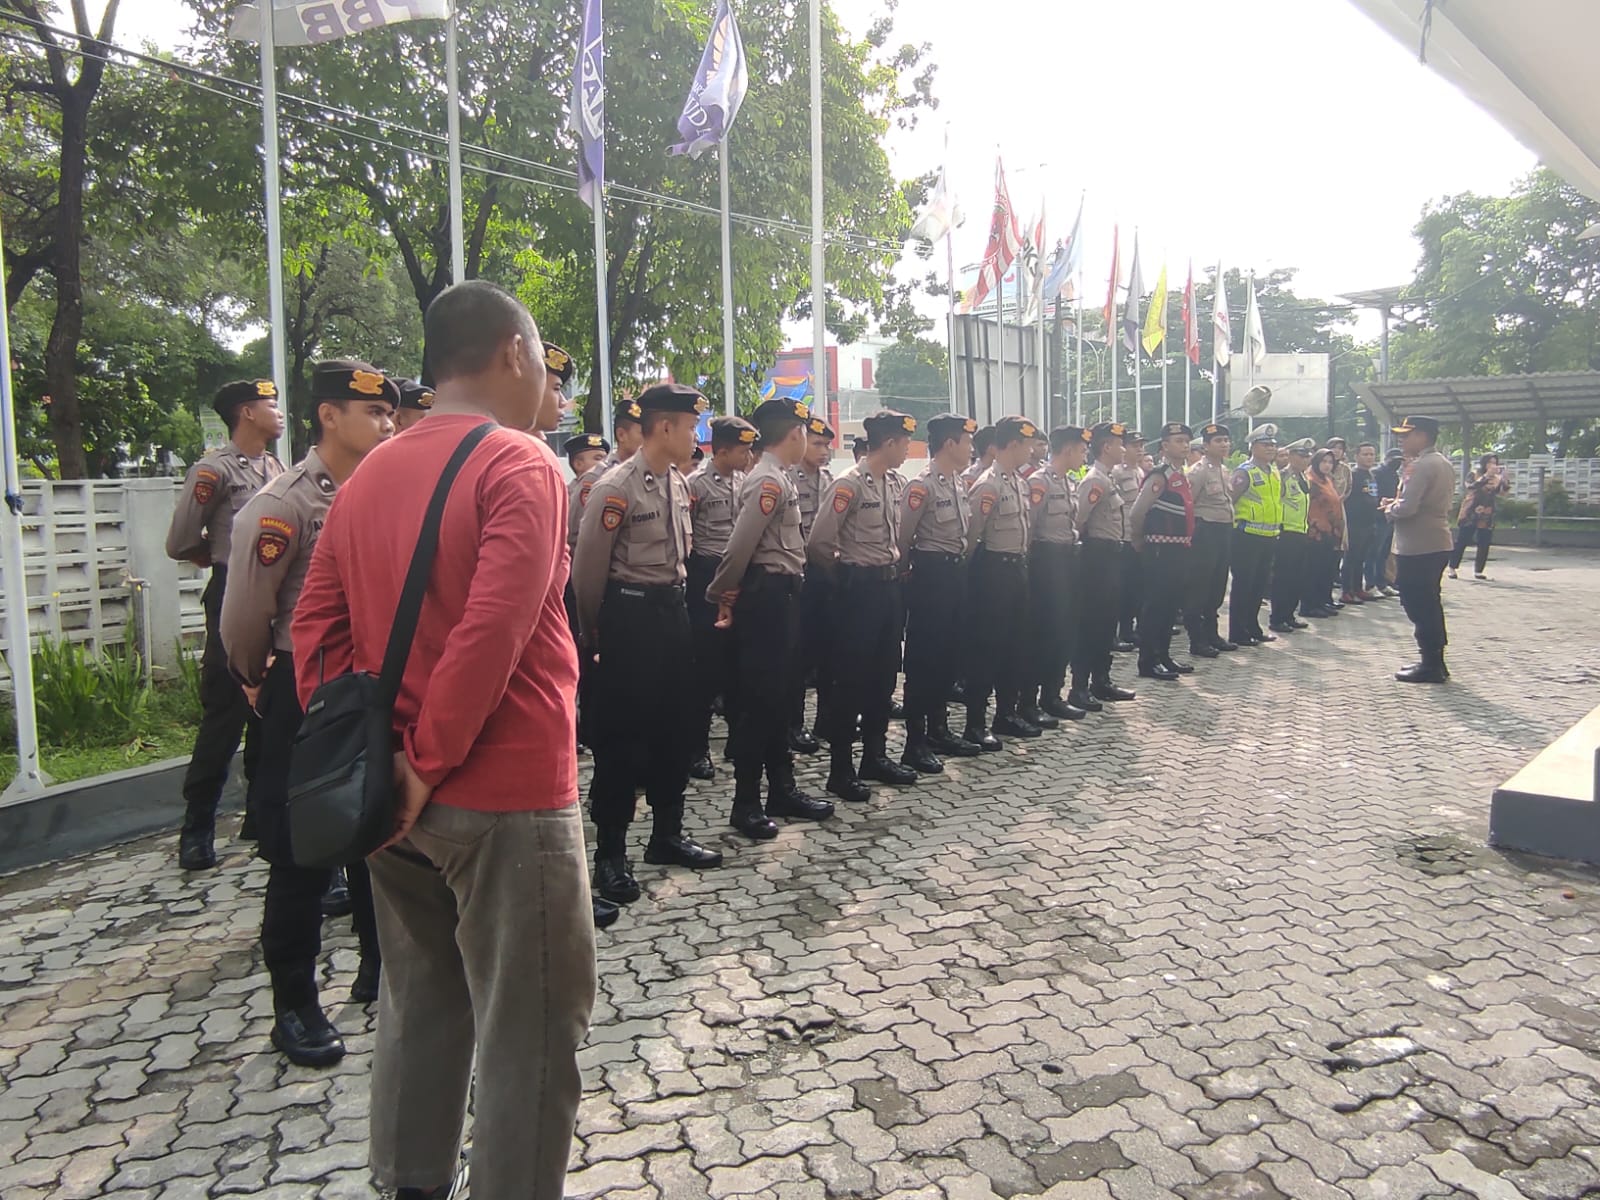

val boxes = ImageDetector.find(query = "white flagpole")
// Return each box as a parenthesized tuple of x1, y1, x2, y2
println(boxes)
(593, 193, 614, 441)
(1160, 261, 1169, 427)
(446, 7, 465, 283)
(1074, 274, 1084, 426)
(259, 0, 289, 465)
(1109, 298, 1118, 425)
(945, 230, 958, 414)
(719, 138, 736, 415)
(808, 0, 827, 429)
(994, 270, 1005, 425)
(1037, 273, 1047, 428)
(1246, 269, 1255, 437)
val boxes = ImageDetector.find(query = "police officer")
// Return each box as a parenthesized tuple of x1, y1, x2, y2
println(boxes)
(566, 432, 610, 483)
(788, 415, 835, 752)
(1023, 425, 1090, 724)
(686, 416, 757, 779)
(165, 379, 287, 870)
(1072, 422, 1137, 707)
(1227, 424, 1282, 646)
(393, 379, 434, 433)
(573, 384, 723, 904)
(1184, 422, 1237, 658)
(961, 425, 996, 491)
(1113, 429, 1146, 650)
(1270, 438, 1314, 634)
(708, 399, 835, 839)
(807, 409, 919, 803)
(569, 399, 645, 554)
(964, 414, 1040, 743)
(898, 414, 980, 772)
(219, 361, 395, 1066)
(1129, 422, 1197, 681)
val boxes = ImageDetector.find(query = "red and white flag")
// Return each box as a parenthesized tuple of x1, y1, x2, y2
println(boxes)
(1182, 261, 1200, 366)
(1213, 261, 1232, 370)
(966, 159, 1022, 313)
(1102, 225, 1121, 338)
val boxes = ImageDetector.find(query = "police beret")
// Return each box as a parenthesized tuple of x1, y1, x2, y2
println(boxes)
(1050, 425, 1090, 453)
(1391, 414, 1440, 437)
(1285, 437, 1315, 454)
(213, 379, 277, 419)
(1121, 428, 1145, 442)
(310, 360, 401, 406)
(806, 415, 835, 439)
(1158, 422, 1193, 439)
(396, 379, 435, 412)
(565, 432, 609, 459)
(926, 413, 978, 444)
(543, 342, 576, 385)
(992, 414, 1039, 446)
(709, 415, 758, 449)
(636, 383, 710, 415)
(851, 435, 870, 455)
(862, 410, 917, 440)
(1089, 421, 1126, 447)
(1200, 421, 1231, 442)
(751, 397, 811, 432)
(615, 398, 644, 425)
(971, 426, 996, 454)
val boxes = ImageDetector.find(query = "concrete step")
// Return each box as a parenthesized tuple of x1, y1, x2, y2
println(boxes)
(1489, 703, 1600, 865)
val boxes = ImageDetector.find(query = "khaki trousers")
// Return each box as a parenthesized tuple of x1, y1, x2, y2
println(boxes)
(367, 801, 596, 1199)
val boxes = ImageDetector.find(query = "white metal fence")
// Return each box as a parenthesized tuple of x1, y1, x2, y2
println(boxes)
(1493, 458, 1600, 505)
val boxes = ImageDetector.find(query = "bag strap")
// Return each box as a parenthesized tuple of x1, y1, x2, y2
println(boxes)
(377, 421, 497, 702)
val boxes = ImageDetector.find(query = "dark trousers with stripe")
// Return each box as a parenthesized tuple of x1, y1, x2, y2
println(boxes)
(730, 568, 802, 809)
(1138, 543, 1189, 667)
(1185, 521, 1231, 646)
(1228, 530, 1275, 642)
(1028, 542, 1077, 698)
(182, 566, 260, 832)
(828, 568, 902, 769)
(1073, 538, 1123, 688)
(903, 551, 966, 728)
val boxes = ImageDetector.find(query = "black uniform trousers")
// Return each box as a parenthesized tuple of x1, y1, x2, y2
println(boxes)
(182, 565, 261, 828)
(1073, 538, 1123, 687)
(1228, 529, 1275, 642)
(966, 550, 1029, 719)
(730, 567, 802, 808)
(587, 582, 694, 855)
(903, 551, 967, 726)
(1138, 543, 1189, 667)
(685, 554, 733, 759)
(1027, 542, 1077, 698)
(827, 566, 902, 767)
(1395, 550, 1450, 659)
(790, 575, 834, 734)
(1343, 517, 1375, 595)
(1117, 542, 1142, 643)
(251, 654, 379, 1014)
(1270, 532, 1308, 625)
(1184, 521, 1232, 646)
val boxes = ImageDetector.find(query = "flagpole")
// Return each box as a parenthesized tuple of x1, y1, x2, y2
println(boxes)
(994, 271, 1005, 425)
(1074, 274, 1084, 426)
(446, 7, 465, 283)
(1160, 259, 1169, 427)
(719, 138, 737, 415)
(945, 230, 958, 414)
(1246, 269, 1255, 438)
(1037, 284, 1047, 428)
(808, 0, 827, 431)
(593, 192, 614, 439)
(259, 0, 289, 465)
(1184, 260, 1193, 427)
(1109, 306, 1118, 426)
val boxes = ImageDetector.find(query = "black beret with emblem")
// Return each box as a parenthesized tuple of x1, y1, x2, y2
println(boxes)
(212, 378, 277, 420)
(311, 359, 401, 407)
(614, 398, 644, 427)
(1158, 421, 1193, 440)
(926, 413, 977, 446)
(1089, 421, 1126, 451)
(1200, 421, 1231, 442)
(806, 414, 835, 439)
(564, 432, 609, 461)
(1049, 425, 1090, 454)
(543, 342, 576, 386)
(709, 415, 758, 449)
(972, 425, 996, 455)
(752, 397, 811, 438)
(862, 409, 916, 441)
(851, 435, 870, 457)
(992, 414, 1039, 447)
(636, 382, 711, 415)
(1121, 427, 1145, 443)
(396, 379, 435, 412)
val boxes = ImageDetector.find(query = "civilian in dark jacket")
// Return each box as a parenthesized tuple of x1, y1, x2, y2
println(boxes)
(1365, 447, 1403, 595)
(1343, 442, 1382, 601)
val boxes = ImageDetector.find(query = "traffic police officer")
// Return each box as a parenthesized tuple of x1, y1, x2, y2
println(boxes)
(219, 360, 394, 1066)
(1270, 438, 1314, 633)
(807, 409, 919, 802)
(1072, 422, 1137, 707)
(572, 384, 723, 904)
(788, 414, 835, 752)
(393, 379, 434, 433)
(1184, 422, 1237, 657)
(165, 378, 287, 870)
(707, 399, 835, 839)
(1024, 425, 1090, 724)
(1128, 422, 1197, 681)
(1227, 424, 1282, 646)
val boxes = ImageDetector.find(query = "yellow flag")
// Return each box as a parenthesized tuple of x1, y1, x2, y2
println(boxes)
(1142, 263, 1168, 356)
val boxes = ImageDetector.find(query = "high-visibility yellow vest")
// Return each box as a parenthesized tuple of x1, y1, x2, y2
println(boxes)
(1233, 462, 1281, 537)
(1280, 471, 1309, 534)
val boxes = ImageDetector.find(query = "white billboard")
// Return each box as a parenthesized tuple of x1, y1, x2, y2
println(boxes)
(1228, 353, 1330, 419)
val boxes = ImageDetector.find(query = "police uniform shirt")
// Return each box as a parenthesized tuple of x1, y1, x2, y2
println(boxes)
(1027, 466, 1079, 547)
(807, 464, 899, 569)
(218, 446, 338, 686)
(687, 464, 742, 559)
(1077, 463, 1127, 542)
(568, 451, 619, 550)
(791, 463, 834, 539)
(967, 465, 1029, 555)
(1186, 458, 1235, 524)
(707, 457, 804, 600)
(960, 459, 987, 492)
(898, 465, 969, 557)
(886, 467, 909, 507)
(1111, 463, 1143, 538)
(165, 441, 285, 566)
(571, 455, 691, 641)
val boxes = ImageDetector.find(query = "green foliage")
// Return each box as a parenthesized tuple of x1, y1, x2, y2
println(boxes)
(1498, 497, 1535, 525)
(28, 633, 152, 747)
(876, 337, 950, 426)
(173, 640, 204, 725)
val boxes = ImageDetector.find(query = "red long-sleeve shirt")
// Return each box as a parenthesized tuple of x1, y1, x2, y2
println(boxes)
(293, 413, 578, 812)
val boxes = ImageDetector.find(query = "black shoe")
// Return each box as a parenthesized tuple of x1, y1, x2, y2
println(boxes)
(767, 787, 834, 822)
(178, 828, 217, 872)
(927, 728, 982, 756)
(1112, 640, 1138, 653)
(593, 897, 621, 930)
(1040, 694, 1086, 721)
(860, 755, 918, 785)
(1290, 619, 1310, 629)
(321, 868, 352, 918)
(1254, 631, 1279, 642)
(594, 857, 641, 904)
(1017, 704, 1059, 731)
(1090, 682, 1137, 702)
(889, 700, 905, 720)
(1188, 642, 1220, 659)
(644, 835, 723, 869)
(1067, 688, 1103, 713)
(1301, 608, 1333, 619)
(1162, 658, 1195, 675)
(350, 957, 380, 1005)
(788, 727, 821, 755)
(1211, 636, 1239, 652)
(1137, 662, 1180, 682)
(992, 714, 1042, 738)
(901, 743, 945, 774)
(1395, 662, 1450, 683)
(271, 1006, 345, 1068)
(962, 726, 1003, 752)
(825, 771, 872, 803)
(238, 808, 259, 842)
(689, 754, 715, 781)
(730, 807, 780, 839)
(1268, 621, 1297, 634)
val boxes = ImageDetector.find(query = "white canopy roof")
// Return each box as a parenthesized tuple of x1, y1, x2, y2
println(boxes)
(1347, 0, 1600, 202)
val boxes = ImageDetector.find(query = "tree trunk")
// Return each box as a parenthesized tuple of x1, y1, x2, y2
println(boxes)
(44, 94, 90, 479)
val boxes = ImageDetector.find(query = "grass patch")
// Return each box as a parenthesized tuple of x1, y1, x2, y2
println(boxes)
(0, 679, 198, 786)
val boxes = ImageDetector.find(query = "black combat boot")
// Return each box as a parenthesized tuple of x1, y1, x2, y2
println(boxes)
(900, 716, 944, 774)
(644, 800, 723, 869)
(593, 827, 641, 904)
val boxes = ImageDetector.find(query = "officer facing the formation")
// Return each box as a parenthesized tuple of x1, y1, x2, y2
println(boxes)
(1184, 422, 1238, 658)
(1270, 439, 1314, 635)
(1128, 422, 1197, 681)
(1227, 424, 1282, 646)
(1113, 429, 1146, 650)
(393, 379, 434, 433)
(219, 361, 395, 1068)
(707, 399, 836, 839)
(788, 414, 835, 753)
(807, 409, 919, 803)
(165, 379, 287, 871)
(898, 413, 981, 772)
(1024, 425, 1091, 724)
(686, 416, 757, 780)
(1072, 422, 1137, 707)
(964, 415, 1040, 743)
(572, 385, 724, 903)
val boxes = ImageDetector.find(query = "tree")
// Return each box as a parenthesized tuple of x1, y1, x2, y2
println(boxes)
(875, 337, 948, 426)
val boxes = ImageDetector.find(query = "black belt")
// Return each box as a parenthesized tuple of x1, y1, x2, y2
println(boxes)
(979, 548, 1026, 563)
(1083, 537, 1121, 548)
(744, 565, 803, 594)
(1030, 540, 1077, 554)
(606, 580, 685, 604)
(911, 549, 964, 565)
(688, 553, 721, 570)
(838, 562, 898, 582)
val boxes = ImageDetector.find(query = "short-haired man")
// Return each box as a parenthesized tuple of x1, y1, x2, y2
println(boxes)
(1128, 422, 1197, 681)
(566, 432, 610, 481)
(1023, 425, 1091, 724)
(1343, 441, 1382, 603)
(165, 379, 286, 870)
(1368, 447, 1404, 596)
(788, 415, 836, 753)
(961, 425, 997, 491)
(394, 379, 434, 433)
(1381, 416, 1455, 682)
(1073, 423, 1136, 707)
(221, 360, 395, 1068)
(1227, 425, 1282, 646)
(292, 281, 594, 1200)
(1184, 422, 1237, 657)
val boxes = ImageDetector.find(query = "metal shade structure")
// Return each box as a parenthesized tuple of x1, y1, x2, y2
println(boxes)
(1346, 0, 1600, 203)
(1356, 371, 1600, 428)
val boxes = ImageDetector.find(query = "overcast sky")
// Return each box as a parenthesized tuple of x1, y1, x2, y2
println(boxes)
(112, 0, 1536, 336)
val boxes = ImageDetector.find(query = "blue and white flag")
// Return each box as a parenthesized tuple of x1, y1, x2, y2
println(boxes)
(569, 0, 606, 208)
(1041, 194, 1083, 302)
(669, 0, 749, 158)
(228, 0, 449, 45)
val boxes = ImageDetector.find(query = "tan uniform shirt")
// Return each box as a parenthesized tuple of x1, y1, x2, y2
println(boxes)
(219, 447, 338, 685)
(707, 457, 804, 599)
(1388, 450, 1456, 556)
(165, 441, 285, 567)
(687, 464, 742, 560)
(568, 451, 619, 550)
(898, 465, 969, 557)
(1077, 462, 1127, 542)
(791, 464, 833, 539)
(572, 456, 691, 640)
(967, 465, 1029, 556)
(1187, 458, 1235, 524)
(960, 459, 988, 492)
(807, 464, 899, 571)
(1027, 465, 1078, 547)
(1111, 464, 1143, 541)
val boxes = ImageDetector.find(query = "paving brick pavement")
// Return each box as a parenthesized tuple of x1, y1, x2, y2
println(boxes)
(3, 545, 1600, 1200)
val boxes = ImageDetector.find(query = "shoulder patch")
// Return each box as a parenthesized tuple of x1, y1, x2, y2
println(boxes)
(1029, 480, 1047, 506)
(192, 466, 220, 506)
(255, 529, 290, 568)
(1087, 484, 1104, 506)
(832, 484, 855, 514)
(759, 479, 782, 516)
(979, 491, 996, 516)
(906, 482, 927, 511)
(600, 495, 627, 532)
(1149, 474, 1166, 494)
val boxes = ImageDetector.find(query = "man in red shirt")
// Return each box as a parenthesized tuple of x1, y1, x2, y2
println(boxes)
(293, 281, 594, 1200)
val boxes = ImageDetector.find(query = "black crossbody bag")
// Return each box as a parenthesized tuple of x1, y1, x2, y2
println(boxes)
(287, 422, 496, 869)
